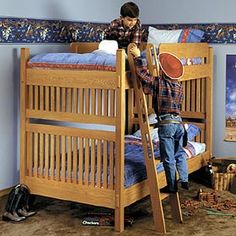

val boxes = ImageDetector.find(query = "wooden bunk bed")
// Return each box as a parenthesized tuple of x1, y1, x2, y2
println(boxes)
(20, 42, 213, 232)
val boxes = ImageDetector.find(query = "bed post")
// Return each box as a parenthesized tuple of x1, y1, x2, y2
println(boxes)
(20, 48, 30, 183)
(114, 49, 126, 232)
(206, 47, 213, 158)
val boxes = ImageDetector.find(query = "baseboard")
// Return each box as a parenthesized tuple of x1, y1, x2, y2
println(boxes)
(214, 156, 236, 160)
(0, 187, 12, 198)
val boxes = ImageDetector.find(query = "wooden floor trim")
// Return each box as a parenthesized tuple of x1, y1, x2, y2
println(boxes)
(0, 187, 12, 198)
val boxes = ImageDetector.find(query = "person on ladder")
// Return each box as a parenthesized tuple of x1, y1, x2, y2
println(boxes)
(129, 44, 189, 193)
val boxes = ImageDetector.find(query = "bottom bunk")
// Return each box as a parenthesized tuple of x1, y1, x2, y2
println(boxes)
(22, 129, 209, 208)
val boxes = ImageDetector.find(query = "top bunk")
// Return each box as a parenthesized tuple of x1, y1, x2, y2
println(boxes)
(21, 42, 213, 91)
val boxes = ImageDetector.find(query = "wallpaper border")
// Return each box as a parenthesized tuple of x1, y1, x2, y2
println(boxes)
(0, 17, 235, 44)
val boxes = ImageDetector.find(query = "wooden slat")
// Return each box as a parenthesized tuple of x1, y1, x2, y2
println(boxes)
(181, 64, 210, 80)
(186, 80, 191, 111)
(39, 133, 44, 178)
(98, 89, 102, 116)
(159, 43, 209, 58)
(51, 87, 55, 111)
(26, 110, 116, 125)
(26, 123, 116, 141)
(73, 136, 78, 183)
(62, 88, 66, 112)
(70, 42, 99, 53)
(50, 134, 55, 180)
(97, 140, 102, 188)
(79, 137, 83, 185)
(182, 82, 186, 111)
(56, 87, 60, 112)
(26, 132, 32, 177)
(196, 79, 201, 112)
(26, 69, 118, 89)
(40, 86, 44, 110)
(85, 89, 89, 114)
(110, 90, 115, 117)
(73, 88, 78, 113)
(35, 86, 39, 110)
(55, 135, 60, 181)
(79, 88, 83, 114)
(90, 139, 95, 186)
(109, 141, 114, 190)
(91, 89, 96, 115)
(67, 136, 72, 182)
(45, 133, 49, 179)
(45, 86, 49, 111)
(84, 138, 89, 186)
(103, 140, 108, 189)
(191, 80, 196, 112)
(67, 88, 72, 112)
(104, 89, 108, 116)
(29, 85, 33, 110)
(61, 135, 66, 182)
(34, 132, 38, 177)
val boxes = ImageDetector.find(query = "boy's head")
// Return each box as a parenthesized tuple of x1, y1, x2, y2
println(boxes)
(120, 2, 139, 29)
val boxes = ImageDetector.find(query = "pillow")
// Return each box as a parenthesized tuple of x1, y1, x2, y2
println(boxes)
(178, 29, 204, 43)
(184, 123, 201, 141)
(97, 40, 118, 55)
(188, 141, 206, 155)
(133, 127, 159, 143)
(147, 26, 182, 48)
(148, 113, 157, 125)
(147, 26, 204, 47)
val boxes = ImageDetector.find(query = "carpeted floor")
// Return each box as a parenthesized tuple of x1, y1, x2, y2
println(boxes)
(1, 175, 236, 236)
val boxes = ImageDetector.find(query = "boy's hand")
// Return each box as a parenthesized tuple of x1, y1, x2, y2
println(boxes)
(129, 44, 141, 58)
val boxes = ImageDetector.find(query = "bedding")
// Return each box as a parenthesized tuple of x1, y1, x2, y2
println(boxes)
(35, 135, 205, 188)
(124, 135, 205, 187)
(147, 26, 205, 48)
(28, 51, 117, 71)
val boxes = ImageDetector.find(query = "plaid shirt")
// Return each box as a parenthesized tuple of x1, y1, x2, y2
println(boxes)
(134, 57, 184, 115)
(103, 17, 142, 50)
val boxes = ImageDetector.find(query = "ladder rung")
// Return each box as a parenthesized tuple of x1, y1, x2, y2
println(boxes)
(155, 159, 161, 166)
(160, 193, 169, 200)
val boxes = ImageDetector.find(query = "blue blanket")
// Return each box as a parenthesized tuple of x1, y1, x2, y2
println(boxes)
(29, 51, 116, 67)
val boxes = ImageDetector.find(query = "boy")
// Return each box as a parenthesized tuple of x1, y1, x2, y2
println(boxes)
(129, 45, 189, 193)
(103, 2, 142, 51)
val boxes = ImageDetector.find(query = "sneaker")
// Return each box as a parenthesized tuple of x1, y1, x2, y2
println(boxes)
(160, 186, 178, 194)
(181, 182, 189, 190)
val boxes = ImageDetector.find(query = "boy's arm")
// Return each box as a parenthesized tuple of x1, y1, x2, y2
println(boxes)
(131, 21, 142, 47)
(134, 56, 156, 95)
(134, 56, 155, 84)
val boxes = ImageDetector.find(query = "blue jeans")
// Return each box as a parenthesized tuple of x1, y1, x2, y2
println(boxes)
(158, 114, 188, 191)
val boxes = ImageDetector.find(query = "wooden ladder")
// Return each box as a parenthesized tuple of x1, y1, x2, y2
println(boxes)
(127, 43, 183, 233)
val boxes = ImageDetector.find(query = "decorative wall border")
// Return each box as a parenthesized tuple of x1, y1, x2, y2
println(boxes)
(1, 17, 236, 44)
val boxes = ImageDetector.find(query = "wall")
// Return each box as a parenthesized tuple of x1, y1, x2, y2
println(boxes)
(137, 0, 236, 158)
(0, 0, 126, 190)
(1, 0, 235, 191)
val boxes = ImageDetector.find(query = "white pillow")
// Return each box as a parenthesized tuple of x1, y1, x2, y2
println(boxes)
(148, 113, 157, 125)
(133, 127, 159, 143)
(147, 26, 182, 48)
(97, 40, 118, 55)
(189, 141, 206, 156)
